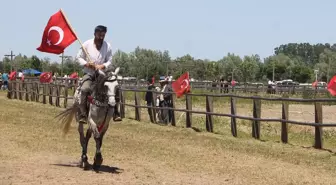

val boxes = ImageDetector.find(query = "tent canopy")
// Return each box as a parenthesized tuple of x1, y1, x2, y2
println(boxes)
(22, 69, 42, 75)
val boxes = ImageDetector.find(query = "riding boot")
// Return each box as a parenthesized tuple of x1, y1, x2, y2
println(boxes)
(79, 92, 89, 124)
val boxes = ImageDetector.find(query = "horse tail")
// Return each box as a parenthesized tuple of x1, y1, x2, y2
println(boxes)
(55, 102, 78, 136)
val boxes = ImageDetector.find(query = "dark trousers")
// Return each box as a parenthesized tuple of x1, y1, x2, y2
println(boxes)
(159, 100, 172, 124)
(147, 102, 154, 123)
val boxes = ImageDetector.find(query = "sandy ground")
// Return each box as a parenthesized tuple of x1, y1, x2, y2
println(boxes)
(1, 93, 336, 185)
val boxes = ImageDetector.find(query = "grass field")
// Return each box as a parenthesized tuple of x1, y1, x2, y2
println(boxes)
(2, 91, 336, 184)
(122, 90, 336, 150)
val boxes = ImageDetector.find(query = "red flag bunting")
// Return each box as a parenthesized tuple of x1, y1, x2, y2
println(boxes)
(9, 71, 16, 81)
(327, 76, 336, 96)
(151, 75, 155, 84)
(172, 72, 191, 98)
(312, 81, 318, 87)
(37, 10, 77, 54)
(40, 72, 53, 83)
(69, 72, 79, 79)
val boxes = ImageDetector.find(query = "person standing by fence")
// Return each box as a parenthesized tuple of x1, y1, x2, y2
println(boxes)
(1, 72, 9, 90)
(158, 76, 173, 124)
(145, 78, 156, 123)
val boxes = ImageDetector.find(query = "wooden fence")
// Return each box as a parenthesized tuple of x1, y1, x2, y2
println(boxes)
(6, 79, 336, 150)
(12, 76, 329, 95)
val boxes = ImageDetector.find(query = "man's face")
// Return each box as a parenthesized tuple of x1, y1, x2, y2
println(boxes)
(94, 31, 106, 42)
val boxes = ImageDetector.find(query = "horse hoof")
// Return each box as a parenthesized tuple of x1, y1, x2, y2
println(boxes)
(93, 153, 103, 171)
(81, 155, 90, 170)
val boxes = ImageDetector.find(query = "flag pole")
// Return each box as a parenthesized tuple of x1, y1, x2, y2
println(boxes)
(59, 9, 93, 64)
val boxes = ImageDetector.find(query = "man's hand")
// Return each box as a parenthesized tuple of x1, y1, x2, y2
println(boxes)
(85, 62, 96, 69)
(95, 64, 105, 70)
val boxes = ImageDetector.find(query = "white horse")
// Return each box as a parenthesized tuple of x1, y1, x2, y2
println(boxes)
(56, 67, 120, 171)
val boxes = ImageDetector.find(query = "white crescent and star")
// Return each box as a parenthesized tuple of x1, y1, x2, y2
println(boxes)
(46, 26, 64, 46)
(180, 79, 189, 90)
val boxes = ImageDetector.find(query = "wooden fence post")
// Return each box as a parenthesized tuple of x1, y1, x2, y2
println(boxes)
(49, 85, 53, 105)
(186, 94, 192, 128)
(134, 91, 141, 121)
(252, 97, 261, 139)
(205, 95, 213, 132)
(19, 82, 23, 100)
(55, 85, 60, 107)
(120, 91, 126, 118)
(170, 94, 176, 126)
(36, 83, 40, 103)
(314, 102, 323, 149)
(25, 83, 29, 101)
(230, 97, 237, 137)
(14, 81, 18, 99)
(120, 90, 126, 119)
(281, 100, 289, 143)
(64, 85, 68, 108)
(43, 84, 47, 104)
(30, 82, 34, 101)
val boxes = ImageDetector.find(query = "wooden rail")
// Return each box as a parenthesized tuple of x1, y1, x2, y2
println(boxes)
(16, 76, 328, 95)
(6, 79, 336, 150)
(119, 88, 336, 150)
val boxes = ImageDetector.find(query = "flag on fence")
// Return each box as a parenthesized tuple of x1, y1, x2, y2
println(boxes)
(37, 10, 77, 54)
(327, 75, 336, 96)
(40, 72, 53, 83)
(151, 75, 155, 84)
(69, 72, 79, 79)
(312, 81, 318, 88)
(172, 72, 190, 98)
(9, 71, 16, 81)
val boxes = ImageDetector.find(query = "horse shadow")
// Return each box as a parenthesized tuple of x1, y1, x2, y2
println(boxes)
(51, 162, 124, 174)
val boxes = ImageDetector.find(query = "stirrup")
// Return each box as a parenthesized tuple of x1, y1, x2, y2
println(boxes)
(79, 116, 87, 124)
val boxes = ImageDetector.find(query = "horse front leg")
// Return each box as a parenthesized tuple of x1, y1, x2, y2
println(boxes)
(92, 109, 113, 172)
(78, 123, 91, 170)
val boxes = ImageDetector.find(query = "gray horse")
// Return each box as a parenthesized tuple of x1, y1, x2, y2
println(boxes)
(56, 67, 120, 171)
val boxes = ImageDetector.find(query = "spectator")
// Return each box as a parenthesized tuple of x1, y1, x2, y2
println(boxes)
(158, 76, 173, 124)
(145, 78, 156, 123)
(1, 72, 9, 90)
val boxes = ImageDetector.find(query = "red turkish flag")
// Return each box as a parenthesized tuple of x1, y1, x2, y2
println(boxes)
(312, 81, 318, 88)
(151, 75, 155, 84)
(327, 76, 336, 96)
(172, 72, 191, 98)
(40, 72, 53, 83)
(37, 10, 77, 54)
(69, 72, 79, 79)
(9, 71, 16, 81)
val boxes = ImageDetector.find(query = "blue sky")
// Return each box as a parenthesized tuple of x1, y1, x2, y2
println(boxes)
(1, 0, 335, 63)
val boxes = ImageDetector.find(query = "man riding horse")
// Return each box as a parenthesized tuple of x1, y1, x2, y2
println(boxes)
(76, 25, 120, 124)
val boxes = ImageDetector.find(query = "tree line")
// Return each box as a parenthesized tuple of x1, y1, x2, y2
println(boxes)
(1, 43, 336, 83)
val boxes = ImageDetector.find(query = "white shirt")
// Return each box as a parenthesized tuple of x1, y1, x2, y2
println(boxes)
(18, 72, 23, 77)
(76, 38, 113, 75)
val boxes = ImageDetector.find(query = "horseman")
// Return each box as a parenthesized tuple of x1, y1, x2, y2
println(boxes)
(76, 25, 113, 124)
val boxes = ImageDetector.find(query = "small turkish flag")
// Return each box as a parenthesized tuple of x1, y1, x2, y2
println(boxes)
(312, 81, 318, 88)
(172, 72, 191, 98)
(69, 72, 79, 79)
(37, 10, 77, 54)
(9, 71, 16, 81)
(40, 72, 53, 83)
(151, 75, 155, 84)
(327, 76, 336, 96)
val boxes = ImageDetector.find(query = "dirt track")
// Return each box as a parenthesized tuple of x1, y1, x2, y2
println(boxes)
(1, 94, 336, 185)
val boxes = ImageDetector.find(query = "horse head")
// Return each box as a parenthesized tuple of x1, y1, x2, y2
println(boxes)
(103, 67, 120, 107)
